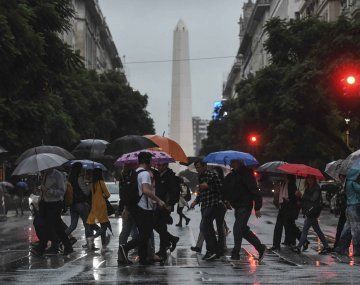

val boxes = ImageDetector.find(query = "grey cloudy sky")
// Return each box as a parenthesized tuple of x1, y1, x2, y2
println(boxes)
(99, 0, 244, 134)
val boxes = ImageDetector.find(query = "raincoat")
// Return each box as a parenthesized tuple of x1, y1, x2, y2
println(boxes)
(87, 180, 110, 224)
(345, 168, 360, 206)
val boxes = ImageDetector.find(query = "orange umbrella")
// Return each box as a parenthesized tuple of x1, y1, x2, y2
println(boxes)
(144, 135, 188, 163)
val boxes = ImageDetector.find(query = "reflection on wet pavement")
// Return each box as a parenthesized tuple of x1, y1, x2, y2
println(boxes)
(0, 198, 359, 284)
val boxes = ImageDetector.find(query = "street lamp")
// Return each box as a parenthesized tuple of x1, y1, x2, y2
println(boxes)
(345, 117, 351, 147)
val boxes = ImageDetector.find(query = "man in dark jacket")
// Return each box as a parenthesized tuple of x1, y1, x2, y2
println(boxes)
(154, 163, 180, 260)
(223, 160, 266, 261)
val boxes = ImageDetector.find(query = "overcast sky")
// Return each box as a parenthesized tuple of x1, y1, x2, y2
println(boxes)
(99, 0, 244, 134)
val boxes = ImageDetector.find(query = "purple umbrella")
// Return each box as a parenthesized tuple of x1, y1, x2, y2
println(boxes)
(114, 150, 175, 167)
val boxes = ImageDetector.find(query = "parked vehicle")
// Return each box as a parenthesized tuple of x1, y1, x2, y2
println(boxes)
(105, 181, 119, 213)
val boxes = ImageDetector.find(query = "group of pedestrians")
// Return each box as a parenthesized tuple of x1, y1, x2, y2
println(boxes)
(30, 163, 112, 256)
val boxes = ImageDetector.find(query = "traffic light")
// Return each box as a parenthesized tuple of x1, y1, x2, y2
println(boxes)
(248, 134, 259, 145)
(341, 73, 359, 96)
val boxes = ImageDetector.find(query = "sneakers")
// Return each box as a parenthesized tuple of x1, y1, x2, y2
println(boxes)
(69, 237, 77, 246)
(170, 236, 179, 252)
(231, 250, 240, 260)
(319, 247, 332, 255)
(258, 245, 266, 263)
(303, 240, 310, 251)
(269, 246, 280, 251)
(30, 247, 44, 257)
(190, 246, 201, 253)
(185, 218, 191, 226)
(202, 251, 217, 261)
(118, 245, 130, 265)
(63, 247, 74, 255)
(292, 247, 301, 254)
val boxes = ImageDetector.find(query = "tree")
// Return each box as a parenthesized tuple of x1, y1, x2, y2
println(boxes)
(202, 17, 360, 167)
(0, 1, 154, 160)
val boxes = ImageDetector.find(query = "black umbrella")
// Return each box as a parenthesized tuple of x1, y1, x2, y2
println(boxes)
(257, 161, 287, 175)
(105, 135, 158, 157)
(72, 139, 110, 160)
(15, 145, 74, 165)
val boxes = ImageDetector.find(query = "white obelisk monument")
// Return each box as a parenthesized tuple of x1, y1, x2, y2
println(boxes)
(169, 19, 194, 156)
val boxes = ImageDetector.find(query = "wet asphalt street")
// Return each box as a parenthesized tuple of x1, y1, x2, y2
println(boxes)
(0, 197, 359, 284)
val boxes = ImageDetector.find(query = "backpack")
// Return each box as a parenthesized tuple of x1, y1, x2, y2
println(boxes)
(120, 169, 146, 206)
(184, 184, 192, 202)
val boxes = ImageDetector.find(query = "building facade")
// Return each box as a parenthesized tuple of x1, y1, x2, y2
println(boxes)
(223, 0, 349, 99)
(192, 117, 210, 156)
(61, 0, 126, 77)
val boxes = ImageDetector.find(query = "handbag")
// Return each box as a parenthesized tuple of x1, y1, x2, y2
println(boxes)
(105, 199, 115, 216)
(99, 181, 115, 216)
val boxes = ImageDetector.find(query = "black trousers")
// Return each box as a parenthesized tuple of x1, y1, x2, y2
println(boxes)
(38, 201, 72, 252)
(273, 203, 300, 247)
(124, 205, 155, 263)
(233, 207, 262, 253)
(154, 209, 175, 256)
(334, 209, 347, 249)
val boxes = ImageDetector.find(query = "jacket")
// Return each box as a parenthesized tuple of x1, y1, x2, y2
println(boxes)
(155, 168, 180, 209)
(223, 167, 262, 211)
(301, 183, 322, 217)
(87, 180, 110, 224)
(345, 168, 360, 206)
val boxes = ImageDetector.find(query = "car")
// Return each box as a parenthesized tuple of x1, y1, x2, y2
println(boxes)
(105, 181, 119, 214)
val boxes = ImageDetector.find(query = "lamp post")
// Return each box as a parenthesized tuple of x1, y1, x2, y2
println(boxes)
(345, 117, 351, 147)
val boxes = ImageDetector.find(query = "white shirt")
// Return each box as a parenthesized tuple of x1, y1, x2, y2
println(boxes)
(136, 167, 155, 210)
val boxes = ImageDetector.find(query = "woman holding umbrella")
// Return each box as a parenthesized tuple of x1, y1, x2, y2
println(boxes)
(87, 168, 111, 252)
(292, 175, 331, 254)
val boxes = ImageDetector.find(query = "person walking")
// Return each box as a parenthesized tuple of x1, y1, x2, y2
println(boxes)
(223, 160, 266, 262)
(65, 163, 96, 250)
(333, 174, 348, 250)
(118, 152, 167, 266)
(153, 163, 180, 260)
(176, 177, 191, 227)
(30, 168, 73, 257)
(334, 168, 360, 256)
(191, 160, 222, 261)
(87, 168, 111, 253)
(270, 175, 305, 250)
(292, 176, 331, 254)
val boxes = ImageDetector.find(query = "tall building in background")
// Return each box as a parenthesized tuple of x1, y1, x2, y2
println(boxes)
(193, 117, 210, 156)
(169, 19, 194, 156)
(61, 0, 126, 80)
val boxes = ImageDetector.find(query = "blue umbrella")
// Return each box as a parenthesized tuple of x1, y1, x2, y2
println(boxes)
(64, 160, 107, 171)
(203, 150, 259, 167)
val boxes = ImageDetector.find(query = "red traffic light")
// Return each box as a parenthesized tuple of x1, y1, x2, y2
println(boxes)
(346, 75, 356, 85)
(248, 134, 259, 145)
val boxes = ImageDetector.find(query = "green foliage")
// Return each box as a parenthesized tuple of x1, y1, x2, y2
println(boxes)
(0, 1, 154, 159)
(203, 17, 360, 167)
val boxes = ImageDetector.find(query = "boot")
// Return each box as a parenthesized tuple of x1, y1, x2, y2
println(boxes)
(86, 237, 98, 251)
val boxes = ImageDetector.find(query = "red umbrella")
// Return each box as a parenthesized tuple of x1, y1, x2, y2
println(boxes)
(277, 164, 325, 180)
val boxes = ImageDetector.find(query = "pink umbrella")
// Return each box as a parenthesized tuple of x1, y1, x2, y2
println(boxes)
(114, 150, 175, 167)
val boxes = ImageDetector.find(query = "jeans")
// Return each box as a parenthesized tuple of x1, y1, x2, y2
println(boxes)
(298, 217, 329, 248)
(123, 205, 155, 263)
(200, 206, 219, 254)
(65, 202, 92, 238)
(233, 207, 262, 253)
(196, 204, 227, 253)
(335, 221, 352, 255)
(118, 213, 138, 245)
(38, 201, 72, 252)
(347, 204, 360, 256)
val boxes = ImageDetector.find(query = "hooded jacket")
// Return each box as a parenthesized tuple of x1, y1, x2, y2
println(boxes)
(345, 167, 360, 206)
(154, 168, 180, 208)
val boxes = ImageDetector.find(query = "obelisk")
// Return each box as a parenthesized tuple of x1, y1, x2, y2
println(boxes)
(169, 19, 194, 156)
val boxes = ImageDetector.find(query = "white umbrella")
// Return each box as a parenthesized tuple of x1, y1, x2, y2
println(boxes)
(339, 149, 360, 175)
(325, 159, 343, 180)
(12, 153, 68, 176)
(15, 145, 74, 165)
